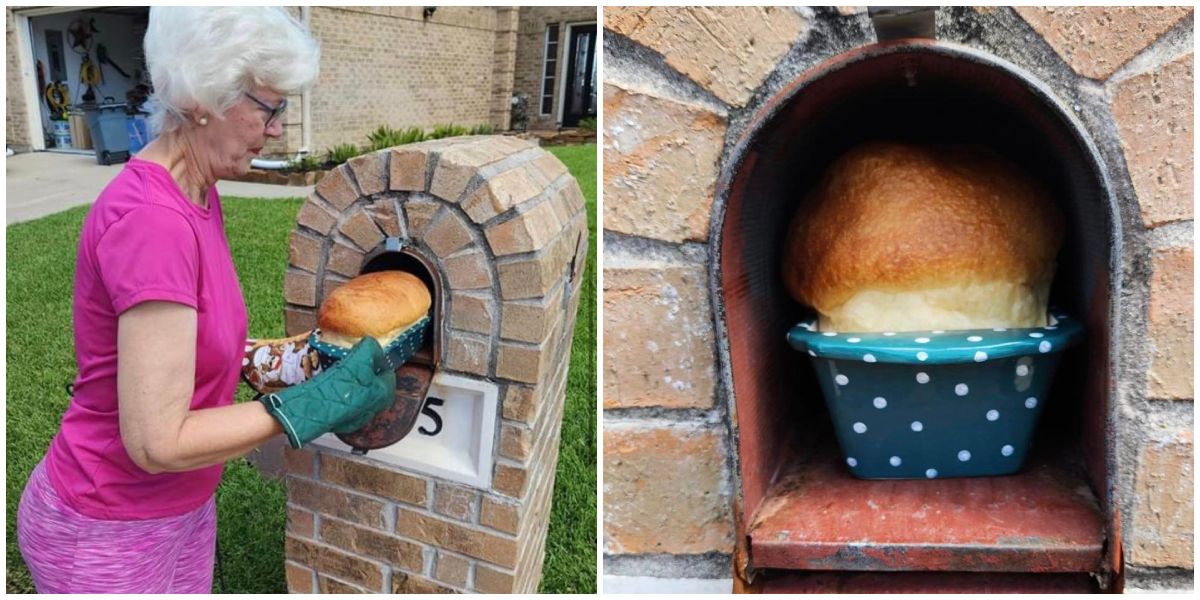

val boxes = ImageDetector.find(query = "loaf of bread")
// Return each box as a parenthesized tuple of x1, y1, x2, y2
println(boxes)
(781, 141, 1063, 332)
(317, 271, 432, 348)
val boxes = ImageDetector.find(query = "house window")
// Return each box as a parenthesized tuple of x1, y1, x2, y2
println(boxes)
(540, 24, 560, 115)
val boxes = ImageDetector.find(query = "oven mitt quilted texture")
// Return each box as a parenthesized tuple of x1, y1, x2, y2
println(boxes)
(258, 336, 395, 449)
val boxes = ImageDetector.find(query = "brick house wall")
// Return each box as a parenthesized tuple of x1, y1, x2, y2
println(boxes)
(513, 7, 597, 130)
(6, 6, 32, 150)
(602, 6, 1193, 592)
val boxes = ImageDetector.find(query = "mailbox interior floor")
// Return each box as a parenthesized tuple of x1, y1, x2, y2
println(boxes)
(760, 571, 1099, 593)
(748, 440, 1105, 573)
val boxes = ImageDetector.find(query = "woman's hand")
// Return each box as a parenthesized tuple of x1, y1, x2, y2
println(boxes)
(118, 301, 282, 474)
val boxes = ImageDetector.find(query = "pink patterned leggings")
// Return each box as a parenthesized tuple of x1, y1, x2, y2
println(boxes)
(17, 459, 217, 593)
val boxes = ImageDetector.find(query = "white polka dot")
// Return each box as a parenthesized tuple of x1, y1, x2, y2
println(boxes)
(1025, 397, 1038, 409)
(835, 374, 849, 386)
(1016, 364, 1030, 376)
(974, 351, 988, 362)
(986, 409, 999, 421)
(958, 450, 972, 462)
(916, 372, 930, 384)
(916, 352, 929, 361)
(1045, 325, 1058, 330)
(915, 337, 930, 343)
(847, 337, 861, 343)
(883, 332, 896, 336)
(847, 457, 858, 467)
(967, 335, 983, 342)
(1029, 332, 1044, 338)
(1039, 340, 1052, 353)
(873, 397, 887, 409)
(852, 422, 867, 434)
(890, 456, 902, 466)
(933, 330, 945, 334)
(1001, 445, 1014, 456)
(241, 358, 250, 366)
(955, 383, 969, 396)
(823, 332, 838, 337)
(863, 354, 877, 363)
(925, 468, 938, 478)
(808, 350, 817, 357)
(993, 327, 1008, 332)
(911, 421, 923, 432)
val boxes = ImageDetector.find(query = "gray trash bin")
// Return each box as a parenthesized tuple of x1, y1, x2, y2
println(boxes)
(83, 102, 130, 165)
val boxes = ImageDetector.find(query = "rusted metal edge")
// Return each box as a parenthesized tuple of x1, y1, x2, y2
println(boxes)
(750, 540, 1106, 574)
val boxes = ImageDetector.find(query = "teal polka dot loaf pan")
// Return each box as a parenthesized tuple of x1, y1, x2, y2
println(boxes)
(787, 311, 1083, 480)
(309, 315, 431, 371)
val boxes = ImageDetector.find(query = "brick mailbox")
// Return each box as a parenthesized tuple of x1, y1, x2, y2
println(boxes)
(281, 136, 587, 593)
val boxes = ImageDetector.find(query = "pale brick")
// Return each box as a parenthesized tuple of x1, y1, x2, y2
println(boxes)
(497, 247, 563, 300)
(493, 462, 528, 498)
(319, 517, 424, 572)
(284, 308, 317, 336)
(603, 84, 727, 243)
(443, 250, 493, 290)
(500, 287, 561, 344)
(284, 447, 316, 478)
(496, 341, 548, 384)
(481, 497, 520, 535)
(1112, 52, 1193, 228)
(431, 141, 510, 202)
(287, 535, 384, 592)
(328, 242, 365, 278)
(475, 564, 516, 593)
(287, 505, 315, 538)
(318, 576, 367, 594)
(402, 195, 442, 238)
(1147, 246, 1194, 399)
(285, 561, 314, 593)
(316, 165, 361, 212)
(603, 262, 717, 409)
(445, 331, 490, 376)
(485, 198, 562, 256)
(1016, 7, 1192, 80)
(284, 270, 318, 307)
(286, 477, 388, 529)
(528, 152, 569, 188)
(392, 571, 458, 594)
(434, 482, 479, 522)
(500, 422, 532, 461)
(423, 209, 474, 257)
(340, 207, 386, 252)
(320, 454, 427, 506)
(502, 385, 538, 424)
(364, 196, 403, 237)
(288, 231, 324, 274)
(603, 426, 734, 554)
(394, 508, 518, 568)
(1130, 432, 1194, 567)
(449, 292, 494, 334)
(606, 6, 806, 105)
(390, 147, 430, 192)
(347, 152, 387, 196)
(462, 164, 544, 223)
(297, 197, 339, 235)
(435, 552, 470, 588)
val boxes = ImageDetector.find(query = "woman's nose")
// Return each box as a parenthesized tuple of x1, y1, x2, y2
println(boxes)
(265, 117, 285, 138)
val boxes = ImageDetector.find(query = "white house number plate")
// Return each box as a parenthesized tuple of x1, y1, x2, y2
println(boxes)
(313, 373, 499, 488)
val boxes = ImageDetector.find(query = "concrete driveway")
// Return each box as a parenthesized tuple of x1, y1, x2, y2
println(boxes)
(5, 151, 314, 225)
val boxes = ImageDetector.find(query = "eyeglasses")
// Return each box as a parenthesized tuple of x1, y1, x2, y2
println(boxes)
(244, 92, 287, 131)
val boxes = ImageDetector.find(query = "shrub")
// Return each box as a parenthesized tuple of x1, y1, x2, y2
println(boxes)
(326, 143, 362, 165)
(367, 125, 425, 151)
(468, 123, 495, 135)
(427, 123, 470, 140)
(577, 117, 597, 132)
(283, 154, 323, 173)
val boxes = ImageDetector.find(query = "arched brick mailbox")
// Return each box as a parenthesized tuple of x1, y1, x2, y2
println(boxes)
(281, 136, 587, 593)
(715, 10, 1120, 593)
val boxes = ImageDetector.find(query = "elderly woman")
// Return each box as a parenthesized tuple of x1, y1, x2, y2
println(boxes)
(16, 7, 393, 593)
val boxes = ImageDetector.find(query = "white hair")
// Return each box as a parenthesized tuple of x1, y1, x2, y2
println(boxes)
(144, 6, 320, 135)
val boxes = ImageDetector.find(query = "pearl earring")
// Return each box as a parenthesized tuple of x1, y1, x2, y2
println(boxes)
(199, 117, 209, 126)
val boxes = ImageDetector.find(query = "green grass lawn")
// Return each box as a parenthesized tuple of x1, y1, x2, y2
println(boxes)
(5, 143, 597, 593)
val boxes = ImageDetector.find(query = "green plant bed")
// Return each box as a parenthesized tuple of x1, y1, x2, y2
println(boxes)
(5, 144, 597, 593)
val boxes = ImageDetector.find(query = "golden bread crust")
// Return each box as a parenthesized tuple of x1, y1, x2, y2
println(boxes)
(317, 271, 432, 341)
(781, 141, 1063, 321)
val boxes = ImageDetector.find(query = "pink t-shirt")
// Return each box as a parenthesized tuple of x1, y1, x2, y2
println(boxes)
(46, 158, 248, 520)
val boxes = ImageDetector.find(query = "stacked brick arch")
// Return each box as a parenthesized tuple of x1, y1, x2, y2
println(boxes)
(282, 135, 587, 593)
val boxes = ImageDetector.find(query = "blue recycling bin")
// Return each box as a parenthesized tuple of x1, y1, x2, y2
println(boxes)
(83, 103, 130, 165)
(127, 115, 151, 155)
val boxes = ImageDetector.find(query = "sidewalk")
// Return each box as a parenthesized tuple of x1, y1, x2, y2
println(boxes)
(5, 151, 313, 225)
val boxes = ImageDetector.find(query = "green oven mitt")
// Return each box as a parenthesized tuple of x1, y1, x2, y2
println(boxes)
(258, 336, 395, 449)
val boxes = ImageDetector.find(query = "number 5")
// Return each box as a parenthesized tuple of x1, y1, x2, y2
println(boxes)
(418, 397, 444, 436)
